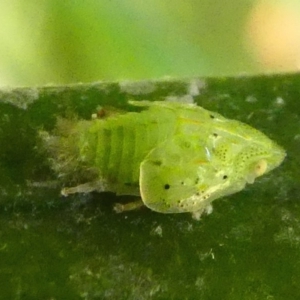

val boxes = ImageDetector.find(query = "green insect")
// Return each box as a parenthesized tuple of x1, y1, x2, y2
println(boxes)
(42, 101, 286, 216)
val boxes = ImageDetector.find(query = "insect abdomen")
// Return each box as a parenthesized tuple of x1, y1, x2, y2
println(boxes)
(85, 110, 176, 189)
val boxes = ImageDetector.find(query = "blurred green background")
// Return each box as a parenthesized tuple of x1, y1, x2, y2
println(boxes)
(1, 0, 300, 86)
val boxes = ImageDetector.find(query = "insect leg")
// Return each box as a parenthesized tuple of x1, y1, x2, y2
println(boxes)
(61, 181, 107, 196)
(191, 204, 213, 220)
(113, 199, 144, 213)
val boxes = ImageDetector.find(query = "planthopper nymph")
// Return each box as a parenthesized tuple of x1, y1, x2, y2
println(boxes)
(41, 101, 286, 216)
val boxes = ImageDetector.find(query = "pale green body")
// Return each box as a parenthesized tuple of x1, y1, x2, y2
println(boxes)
(47, 101, 285, 214)
(78, 102, 177, 194)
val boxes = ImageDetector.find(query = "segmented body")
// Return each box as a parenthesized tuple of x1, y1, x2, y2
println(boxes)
(78, 105, 177, 194)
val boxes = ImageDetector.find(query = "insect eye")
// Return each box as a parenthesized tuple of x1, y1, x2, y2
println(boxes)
(253, 159, 268, 177)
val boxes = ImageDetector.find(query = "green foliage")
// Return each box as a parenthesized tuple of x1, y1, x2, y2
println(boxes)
(0, 74, 299, 299)
(0, 1, 271, 86)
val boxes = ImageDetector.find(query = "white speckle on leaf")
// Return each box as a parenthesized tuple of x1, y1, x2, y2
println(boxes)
(245, 95, 257, 103)
(195, 276, 205, 290)
(274, 226, 300, 246)
(119, 80, 156, 95)
(151, 225, 163, 237)
(197, 248, 215, 261)
(294, 134, 300, 141)
(80, 95, 89, 101)
(70, 254, 165, 297)
(274, 209, 300, 246)
(188, 79, 206, 96)
(274, 97, 285, 106)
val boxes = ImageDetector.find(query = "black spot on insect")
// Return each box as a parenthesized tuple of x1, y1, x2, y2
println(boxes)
(210, 114, 215, 119)
(164, 184, 170, 190)
(163, 200, 171, 208)
(223, 175, 228, 180)
(196, 192, 200, 196)
(213, 133, 218, 137)
(181, 181, 185, 185)
(195, 178, 199, 184)
(152, 160, 162, 166)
